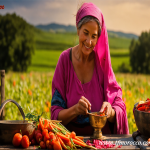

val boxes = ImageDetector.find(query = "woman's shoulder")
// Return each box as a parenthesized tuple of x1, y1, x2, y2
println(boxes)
(59, 48, 71, 61)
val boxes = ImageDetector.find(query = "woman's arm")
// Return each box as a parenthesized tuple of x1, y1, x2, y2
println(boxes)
(107, 108, 116, 123)
(58, 96, 91, 125)
(58, 104, 78, 125)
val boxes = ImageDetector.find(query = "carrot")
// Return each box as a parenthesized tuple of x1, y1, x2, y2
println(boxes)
(73, 138, 86, 147)
(58, 137, 68, 150)
(52, 123, 70, 135)
(43, 119, 49, 129)
(56, 132, 70, 143)
(74, 136, 84, 143)
(39, 118, 44, 130)
(76, 136, 84, 141)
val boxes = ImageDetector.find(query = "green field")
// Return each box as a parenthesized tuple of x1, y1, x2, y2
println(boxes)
(28, 49, 129, 73)
(28, 50, 61, 72)
(28, 29, 131, 73)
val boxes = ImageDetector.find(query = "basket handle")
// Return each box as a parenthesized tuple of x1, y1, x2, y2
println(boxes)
(0, 99, 25, 120)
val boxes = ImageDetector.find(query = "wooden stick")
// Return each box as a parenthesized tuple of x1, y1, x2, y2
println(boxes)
(0, 70, 5, 120)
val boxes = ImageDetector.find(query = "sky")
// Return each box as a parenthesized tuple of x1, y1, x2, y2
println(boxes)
(0, 0, 150, 35)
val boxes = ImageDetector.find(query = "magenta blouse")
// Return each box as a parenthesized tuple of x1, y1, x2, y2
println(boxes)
(51, 48, 129, 136)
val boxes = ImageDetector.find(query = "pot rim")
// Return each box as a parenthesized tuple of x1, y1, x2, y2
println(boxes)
(0, 120, 35, 125)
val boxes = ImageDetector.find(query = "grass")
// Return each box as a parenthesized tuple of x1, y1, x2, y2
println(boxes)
(28, 49, 130, 73)
(28, 50, 62, 72)
(34, 29, 78, 50)
(110, 49, 130, 72)
(109, 37, 131, 49)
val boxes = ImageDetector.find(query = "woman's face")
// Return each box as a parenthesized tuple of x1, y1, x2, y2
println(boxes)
(77, 20, 99, 56)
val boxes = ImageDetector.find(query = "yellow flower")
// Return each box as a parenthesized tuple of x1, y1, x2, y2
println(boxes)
(127, 90, 132, 97)
(122, 90, 125, 96)
(140, 88, 144, 94)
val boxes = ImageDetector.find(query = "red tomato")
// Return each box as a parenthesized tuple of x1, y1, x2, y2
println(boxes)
(34, 129, 41, 138)
(46, 140, 50, 148)
(40, 141, 46, 149)
(31, 138, 36, 145)
(21, 135, 30, 148)
(47, 143, 53, 149)
(49, 133, 56, 145)
(12, 133, 22, 147)
(36, 133, 43, 144)
(44, 133, 50, 143)
(53, 140, 62, 150)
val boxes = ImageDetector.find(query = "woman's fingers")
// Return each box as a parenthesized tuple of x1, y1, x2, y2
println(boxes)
(76, 96, 91, 115)
(81, 96, 91, 110)
(100, 102, 107, 113)
(100, 102, 112, 118)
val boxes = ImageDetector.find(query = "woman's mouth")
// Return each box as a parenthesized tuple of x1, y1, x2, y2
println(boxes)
(84, 44, 91, 49)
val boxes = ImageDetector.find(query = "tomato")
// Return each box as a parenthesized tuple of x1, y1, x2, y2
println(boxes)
(47, 143, 53, 149)
(53, 140, 62, 150)
(46, 140, 50, 148)
(40, 141, 46, 149)
(36, 133, 43, 144)
(44, 133, 50, 143)
(21, 135, 30, 148)
(34, 129, 41, 138)
(31, 138, 36, 145)
(12, 133, 22, 147)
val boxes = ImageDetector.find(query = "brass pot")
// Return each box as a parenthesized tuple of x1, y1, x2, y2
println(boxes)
(133, 102, 150, 137)
(89, 112, 107, 140)
(0, 99, 35, 144)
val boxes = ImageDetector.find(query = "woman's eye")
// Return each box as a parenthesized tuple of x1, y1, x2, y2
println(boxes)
(84, 32, 88, 35)
(92, 36, 96, 39)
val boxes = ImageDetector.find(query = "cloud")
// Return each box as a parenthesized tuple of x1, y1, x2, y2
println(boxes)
(0, 0, 150, 35)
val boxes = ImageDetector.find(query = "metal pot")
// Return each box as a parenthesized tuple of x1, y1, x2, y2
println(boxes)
(133, 102, 150, 137)
(0, 99, 35, 144)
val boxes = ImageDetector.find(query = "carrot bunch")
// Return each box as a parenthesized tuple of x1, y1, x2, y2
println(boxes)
(33, 118, 96, 150)
(136, 98, 150, 112)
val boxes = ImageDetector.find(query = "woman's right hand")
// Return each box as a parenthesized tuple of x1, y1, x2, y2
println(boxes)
(74, 96, 91, 115)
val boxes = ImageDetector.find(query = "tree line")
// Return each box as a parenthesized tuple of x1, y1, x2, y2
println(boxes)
(0, 13, 35, 72)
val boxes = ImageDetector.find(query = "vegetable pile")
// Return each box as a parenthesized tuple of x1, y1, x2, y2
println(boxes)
(12, 117, 96, 149)
(136, 98, 150, 112)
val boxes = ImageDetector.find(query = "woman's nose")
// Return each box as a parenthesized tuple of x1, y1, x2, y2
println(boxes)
(86, 36, 92, 46)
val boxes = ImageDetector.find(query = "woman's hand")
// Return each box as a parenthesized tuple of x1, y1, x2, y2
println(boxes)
(100, 102, 116, 123)
(74, 96, 91, 115)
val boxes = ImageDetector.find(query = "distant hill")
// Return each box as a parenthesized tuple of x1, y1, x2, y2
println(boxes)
(36, 23, 76, 33)
(35, 23, 138, 39)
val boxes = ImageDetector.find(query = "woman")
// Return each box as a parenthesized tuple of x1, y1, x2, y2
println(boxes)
(51, 2, 129, 136)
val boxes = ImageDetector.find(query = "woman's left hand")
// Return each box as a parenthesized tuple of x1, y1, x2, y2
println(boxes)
(100, 102, 116, 122)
